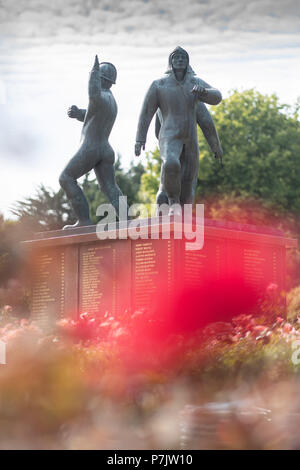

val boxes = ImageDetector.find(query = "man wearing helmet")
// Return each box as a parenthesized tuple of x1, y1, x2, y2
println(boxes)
(135, 46, 222, 212)
(59, 55, 126, 228)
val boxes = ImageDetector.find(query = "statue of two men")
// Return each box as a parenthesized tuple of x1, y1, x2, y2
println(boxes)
(60, 47, 222, 226)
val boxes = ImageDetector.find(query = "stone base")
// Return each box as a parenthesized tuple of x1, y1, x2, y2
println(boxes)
(22, 217, 297, 325)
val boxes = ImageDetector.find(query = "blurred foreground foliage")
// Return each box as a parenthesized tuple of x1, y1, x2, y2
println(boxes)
(1, 304, 300, 449)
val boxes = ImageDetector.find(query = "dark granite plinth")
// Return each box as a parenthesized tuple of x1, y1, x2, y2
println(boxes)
(22, 218, 297, 324)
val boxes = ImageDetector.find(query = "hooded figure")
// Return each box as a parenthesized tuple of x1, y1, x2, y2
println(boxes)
(135, 46, 222, 209)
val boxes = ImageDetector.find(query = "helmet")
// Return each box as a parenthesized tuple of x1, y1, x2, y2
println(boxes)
(99, 62, 117, 84)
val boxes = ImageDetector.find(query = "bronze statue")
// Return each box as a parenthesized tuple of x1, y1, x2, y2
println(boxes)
(59, 55, 126, 229)
(135, 46, 222, 213)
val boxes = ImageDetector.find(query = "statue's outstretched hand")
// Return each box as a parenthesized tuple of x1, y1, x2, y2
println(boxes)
(135, 142, 145, 157)
(191, 85, 207, 99)
(214, 148, 224, 167)
(67, 105, 79, 119)
(214, 146, 223, 160)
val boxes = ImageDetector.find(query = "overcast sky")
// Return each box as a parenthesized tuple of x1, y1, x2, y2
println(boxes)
(0, 0, 299, 217)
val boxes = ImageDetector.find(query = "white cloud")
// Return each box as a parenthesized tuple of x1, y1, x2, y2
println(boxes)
(1, 0, 299, 40)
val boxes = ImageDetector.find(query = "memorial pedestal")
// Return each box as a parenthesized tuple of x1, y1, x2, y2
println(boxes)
(22, 218, 297, 325)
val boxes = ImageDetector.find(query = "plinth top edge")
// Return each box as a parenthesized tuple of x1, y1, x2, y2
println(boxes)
(21, 216, 297, 248)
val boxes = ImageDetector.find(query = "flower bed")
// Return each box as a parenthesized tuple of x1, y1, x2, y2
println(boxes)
(1, 295, 300, 449)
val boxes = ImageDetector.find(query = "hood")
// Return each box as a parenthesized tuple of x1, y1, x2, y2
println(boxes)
(165, 46, 195, 76)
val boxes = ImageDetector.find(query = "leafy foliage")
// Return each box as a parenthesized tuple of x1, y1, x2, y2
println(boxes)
(139, 148, 162, 203)
(0, 307, 300, 449)
(0, 216, 21, 283)
(11, 184, 75, 232)
(115, 157, 145, 207)
(197, 89, 300, 214)
(82, 156, 145, 223)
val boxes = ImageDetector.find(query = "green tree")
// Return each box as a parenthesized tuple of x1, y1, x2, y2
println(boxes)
(11, 184, 75, 232)
(0, 215, 21, 283)
(80, 155, 145, 223)
(139, 148, 161, 204)
(0, 214, 31, 315)
(196, 89, 300, 214)
(115, 157, 145, 207)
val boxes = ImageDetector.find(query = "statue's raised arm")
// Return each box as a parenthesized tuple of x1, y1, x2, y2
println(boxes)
(89, 55, 101, 102)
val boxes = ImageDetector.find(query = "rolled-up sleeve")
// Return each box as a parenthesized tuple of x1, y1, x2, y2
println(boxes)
(136, 81, 159, 143)
(198, 78, 222, 106)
